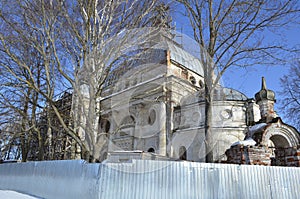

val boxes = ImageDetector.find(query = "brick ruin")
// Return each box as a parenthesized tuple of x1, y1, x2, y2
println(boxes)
(225, 145, 300, 167)
(225, 78, 300, 167)
(225, 145, 273, 166)
(272, 146, 300, 167)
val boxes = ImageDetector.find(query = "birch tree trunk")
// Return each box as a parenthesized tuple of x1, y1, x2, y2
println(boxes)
(0, 0, 170, 161)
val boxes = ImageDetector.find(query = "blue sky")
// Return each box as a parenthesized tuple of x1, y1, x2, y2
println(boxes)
(222, 27, 300, 114)
(172, 7, 300, 118)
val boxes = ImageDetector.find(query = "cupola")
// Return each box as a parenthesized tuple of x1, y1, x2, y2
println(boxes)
(254, 77, 277, 122)
(255, 77, 276, 102)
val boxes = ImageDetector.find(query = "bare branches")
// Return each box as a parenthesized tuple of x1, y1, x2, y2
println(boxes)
(0, 0, 170, 162)
(177, 0, 300, 162)
(180, 0, 300, 73)
(279, 63, 300, 131)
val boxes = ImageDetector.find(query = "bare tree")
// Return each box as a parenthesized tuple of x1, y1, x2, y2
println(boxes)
(177, 0, 300, 162)
(0, 35, 47, 161)
(279, 63, 300, 131)
(62, 0, 171, 162)
(0, 0, 66, 161)
(0, 0, 169, 162)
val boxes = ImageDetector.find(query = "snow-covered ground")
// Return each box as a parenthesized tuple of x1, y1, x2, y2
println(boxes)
(0, 190, 40, 199)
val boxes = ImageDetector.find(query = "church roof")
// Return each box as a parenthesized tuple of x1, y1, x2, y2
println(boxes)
(181, 87, 248, 105)
(150, 36, 205, 76)
(167, 43, 204, 76)
(215, 87, 248, 101)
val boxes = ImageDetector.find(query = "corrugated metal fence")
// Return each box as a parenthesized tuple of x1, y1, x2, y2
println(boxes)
(0, 160, 299, 199)
(101, 161, 300, 199)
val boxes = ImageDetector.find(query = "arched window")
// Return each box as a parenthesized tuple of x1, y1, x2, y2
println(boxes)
(270, 135, 290, 148)
(173, 106, 182, 128)
(148, 109, 156, 125)
(179, 146, 187, 160)
(147, 148, 155, 153)
(182, 69, 188, 79)
(100, 118, 110, 133)
(190, 76, 196, 85)
(199, 80, 204, 89)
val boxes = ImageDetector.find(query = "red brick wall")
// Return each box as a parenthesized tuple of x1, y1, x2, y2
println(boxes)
(272, 146, 300, 167)
(225, 145, 272, 166)
(225, 145, 300, 167)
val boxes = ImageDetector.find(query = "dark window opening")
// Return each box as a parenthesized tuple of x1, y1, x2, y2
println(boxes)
(99, 117, 110, 133)
(199, 80, 204, 88)
(148, 110, 156, 125)
(173, 106, 182, 128)
(148, 109, 156, 125)
(179, 146, 187, 160)
(182, 70, 188, 79)
(190, 76, 196, 85)
(148, 148, 155, 153)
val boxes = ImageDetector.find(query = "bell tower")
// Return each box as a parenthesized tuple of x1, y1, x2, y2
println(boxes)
(254, 77, 277, 123)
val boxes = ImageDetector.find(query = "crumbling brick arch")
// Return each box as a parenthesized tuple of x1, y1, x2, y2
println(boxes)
(261, 123, 300, 148)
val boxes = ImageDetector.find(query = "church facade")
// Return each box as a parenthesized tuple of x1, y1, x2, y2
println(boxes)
(92, 40, 299, 163)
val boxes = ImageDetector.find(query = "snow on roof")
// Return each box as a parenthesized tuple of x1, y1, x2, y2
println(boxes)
(168, 43, 204, 76)
(231, 138, 257, 146)
(181, 87, 248, 105)
(219, 87, 248, 101)
(248, 123, 268, 138)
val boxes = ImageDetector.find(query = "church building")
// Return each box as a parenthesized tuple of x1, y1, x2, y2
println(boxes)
(90, 37, 300, 163)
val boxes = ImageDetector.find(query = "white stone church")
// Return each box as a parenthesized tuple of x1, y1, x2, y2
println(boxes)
(93, 37, 299, 163)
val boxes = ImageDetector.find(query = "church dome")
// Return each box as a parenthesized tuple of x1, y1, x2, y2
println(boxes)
(213, 87, 248, 101)
(255, 77, 275, 102)
(181, 87, 248, 105)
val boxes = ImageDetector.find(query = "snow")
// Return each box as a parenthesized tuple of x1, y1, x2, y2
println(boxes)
(247, 123, 267, 138)
(0, 190, 40, 199)
(231, 138, 257, 146)
(249, 123, 267, 132)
